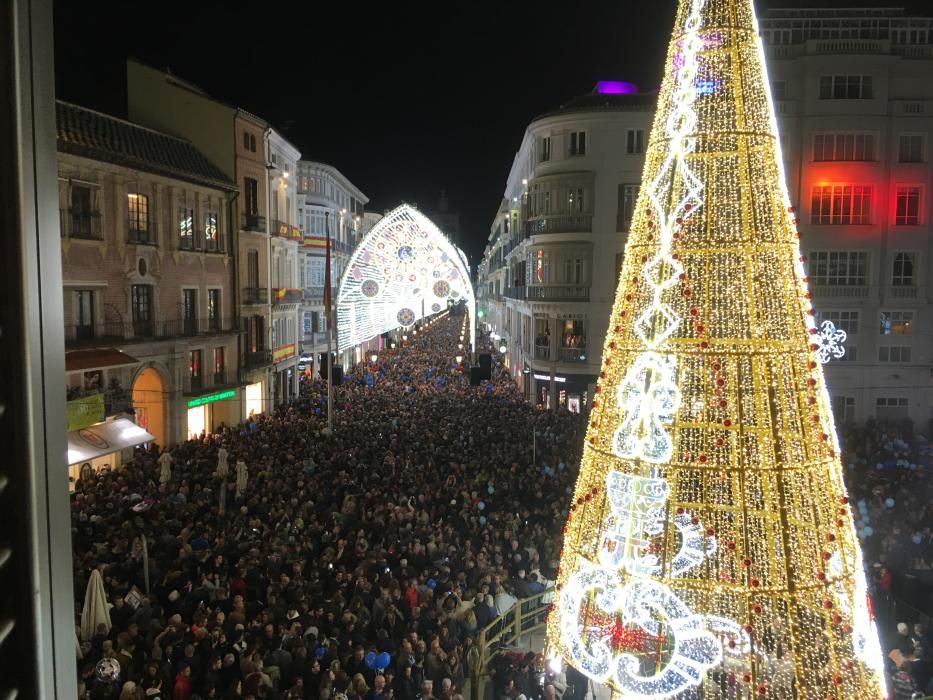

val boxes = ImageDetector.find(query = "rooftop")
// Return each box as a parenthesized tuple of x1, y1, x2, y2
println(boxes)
(57, 101, 236, 191)
(532, 91, 657, 123)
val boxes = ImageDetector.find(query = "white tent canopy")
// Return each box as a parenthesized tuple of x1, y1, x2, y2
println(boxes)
(336, 204, 475, 352)
(67, 417, 155, 466)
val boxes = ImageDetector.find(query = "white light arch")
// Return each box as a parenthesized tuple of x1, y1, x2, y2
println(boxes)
(336, 204, 475, 352)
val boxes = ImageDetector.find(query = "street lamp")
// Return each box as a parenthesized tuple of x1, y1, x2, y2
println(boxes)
(402, 335, 408, 342)
(458, 343, 463, 350)
(390, 342, 396, 349)
(500, 344, 507, 354)
(370, 354, 378, 364)
(455, 355, 463, 365)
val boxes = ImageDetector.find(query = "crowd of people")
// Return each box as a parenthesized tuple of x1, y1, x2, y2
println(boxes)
(72, 313, 586, 700)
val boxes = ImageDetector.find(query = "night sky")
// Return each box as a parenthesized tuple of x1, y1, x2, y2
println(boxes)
(53, 0, 919, 264)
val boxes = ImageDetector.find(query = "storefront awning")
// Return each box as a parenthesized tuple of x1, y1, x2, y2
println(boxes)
(67, 417, 154, 466)
(66, 348, 140, 373)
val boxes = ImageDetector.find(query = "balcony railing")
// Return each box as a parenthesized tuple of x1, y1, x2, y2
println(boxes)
(183, 370, 239, 395)
(889, 285, 919, 299)
(65, 386, 134, 416)
(303, 331, 330, 346)
(303, 287, 326, 303)
(273, 288, 304, 305)
(244, 350, 273, 369)
(809, 284, 871, 298)
(558, 347, 588, 363)
(243, 214, 266, 232)
(127, 223, 157, 245)
(527, 285, 590, 302)
(534, 344, 551, 361)
(242, 287, 269, 305)
(524, 214, 592, 237)
(64, 317, 237, 347)
(504, 286, 525, 300)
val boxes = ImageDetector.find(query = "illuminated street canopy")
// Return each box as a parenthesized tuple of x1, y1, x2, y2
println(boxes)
(337, 204, 475, 352)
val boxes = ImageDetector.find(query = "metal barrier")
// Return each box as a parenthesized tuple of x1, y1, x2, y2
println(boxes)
(470, 590, 552, 700)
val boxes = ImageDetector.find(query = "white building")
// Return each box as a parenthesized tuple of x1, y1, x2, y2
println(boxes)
(295, 161, 368, 375)
(267, 131, 302, 404)
(762, 7, 933, 427)
(479, 86, 655, 411)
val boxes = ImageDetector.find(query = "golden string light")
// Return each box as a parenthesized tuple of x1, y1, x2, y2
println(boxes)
(544, 0, 888, 697)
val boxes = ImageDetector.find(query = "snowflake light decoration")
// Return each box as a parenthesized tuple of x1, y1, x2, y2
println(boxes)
(815, 319, 847, 363)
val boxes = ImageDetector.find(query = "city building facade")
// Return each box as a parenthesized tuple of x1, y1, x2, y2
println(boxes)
(295, 161, 368, 374)
(479, 88, 655, 411)
(58, 100, 240, 466)
(762, 7, 933, 426)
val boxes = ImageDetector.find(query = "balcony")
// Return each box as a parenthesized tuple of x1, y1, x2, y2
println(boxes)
(64, 317, 237, 348)
(809, 284, 871, 299)
(558, 347, 588, 363)
(526, 285, 590, 302)
(534, 343, 551, 361)
(303, 287, 326, 303)
(242, 287, 269, 305)
(524, 214, 592, 237)
(273, 288, 304, 305)
(243, 214, 266, 232)
(505, 286, 525, 300)
(183, 369, 239, 395)
(65, 385, 134, 417)
(303, 331, 330, 347)
(244, 350, 273, 369)
(272, 220, 303, 242)
(888, 285, 919, 300)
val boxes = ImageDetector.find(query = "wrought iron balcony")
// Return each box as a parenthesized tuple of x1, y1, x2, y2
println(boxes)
(243, 214, 266, 232)
(64, 317, 237, 348)
(558, 347, 588, 363)
(273, 288, 304, 305)
(526, 285, 590, 302)
(242, 287, 269, 305)
(524, 214, 592, 236)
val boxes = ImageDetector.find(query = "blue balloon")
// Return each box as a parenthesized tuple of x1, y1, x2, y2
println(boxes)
(479, 515, 487, 525)
(427, 578, 437, 590)
(365, 651, 377, 670)
(377, 652, 391, 670)
(913, 534, 923, 545)
(478, 501, 485, 511)
(885, 497, 895, 508)
(488, 485, 495, 495)
(864, 527, 874, 537)
(315, 646, 327, 658)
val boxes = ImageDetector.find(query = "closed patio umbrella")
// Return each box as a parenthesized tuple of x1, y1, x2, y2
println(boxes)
(235, 460, 248, 499)
(216, 446, 229, 478)
(80, 569, 111, 642)
(158, 451, 172, 484)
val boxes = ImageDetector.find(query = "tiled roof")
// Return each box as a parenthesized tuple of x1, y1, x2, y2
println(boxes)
(56, 100, 236, 191)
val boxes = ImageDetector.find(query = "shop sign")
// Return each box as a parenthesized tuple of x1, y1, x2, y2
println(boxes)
(533, 373, 567, 383)
(186, 389, 236, 409)
(67, 393, 105, 432)
(556, 313, 587, 320)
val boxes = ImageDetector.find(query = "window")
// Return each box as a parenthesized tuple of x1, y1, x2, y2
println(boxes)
(878, 346, 911, 362)
(880, 310, 914, 335)
(213, 347, 226, 383)
(895, 186, 921, 225)
(245, 177, 259, 217)
(243, 131, 250, 150)
(626, 129, 645, 154)
(74, 290, 94, 340)
(127, 193, 150, 243)
(832, 396, 856, 423)
(808, 251, 867, 286)
(179, 206, 194, 249)
(898, 135, 924, 163)
(540, 136, 551, 162)
(568, 188, 584, 213)
(70, 185, 98, 238)
(569, 131, 586, 156)
(892, 252, 915, 287)
(771, 80, 787, 100)
(250, 134, 256, 152)
(182, 289, 197, 334)
(814, 310, 859, 335)
(204, 211, 219, 250)
(876, 397, 908, 420)
(131, 284, 152, 336)
(189, 350, 202, 390)
(812, 133, 874, 161)
(819, 75, 873, 99)
(247, 250, 260, 289)
(810, 185, 872, 224)
(617, 183, 638, 231)
(574, 258, 585, 284)
(543, 191, 551, 215)
(208, 289, 220, 331)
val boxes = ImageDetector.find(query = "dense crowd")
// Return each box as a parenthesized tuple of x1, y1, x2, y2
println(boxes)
(72, 313, 586, 700)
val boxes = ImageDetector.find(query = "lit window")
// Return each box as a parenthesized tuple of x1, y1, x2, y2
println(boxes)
(810, 185, 872, 225)
(127, 193, 150, 243)
(879, 310, 914, 335)
(205, 212, 219, 250)
(179, 206, 194, 249)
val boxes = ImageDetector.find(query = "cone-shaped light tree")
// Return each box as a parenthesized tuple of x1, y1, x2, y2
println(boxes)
(545, 0, 888, 697)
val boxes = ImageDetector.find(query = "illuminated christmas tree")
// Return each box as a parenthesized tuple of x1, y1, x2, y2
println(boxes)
(544, 0, 887, 697)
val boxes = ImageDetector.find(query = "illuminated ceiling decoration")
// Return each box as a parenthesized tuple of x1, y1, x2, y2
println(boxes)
(544, 0, 887, 696)
(337, 204, 475, 352)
